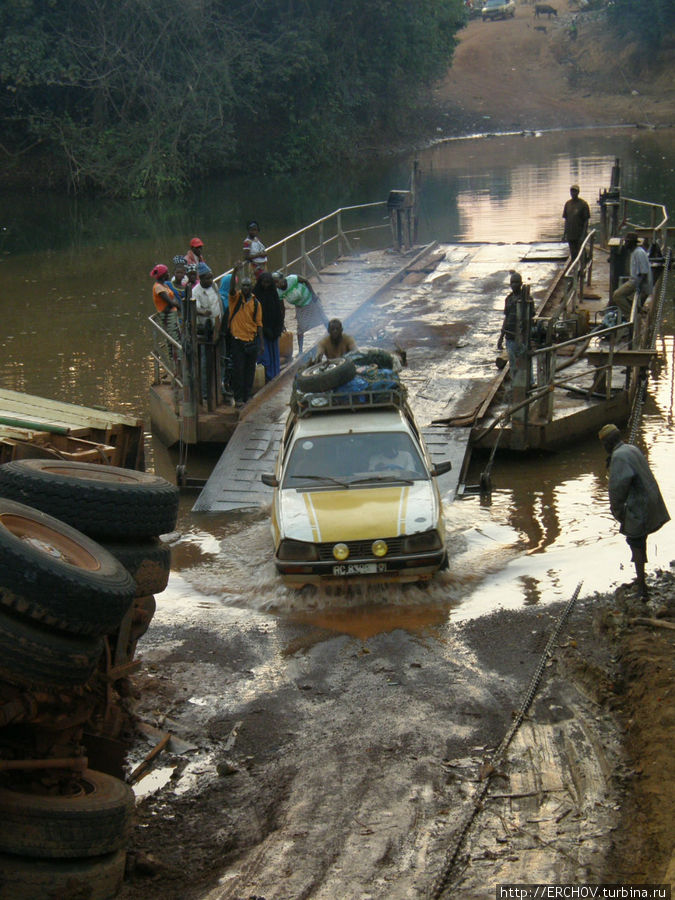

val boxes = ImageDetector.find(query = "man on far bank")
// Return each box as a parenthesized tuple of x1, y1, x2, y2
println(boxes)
(314, 319, 357, 362)
(610, 231, 653, 321)
(562, 184, 590, 262)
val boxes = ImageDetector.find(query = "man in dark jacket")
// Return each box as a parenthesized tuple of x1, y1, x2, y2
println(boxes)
(599, 423, 670, 601)
(562, 184, 590, 262)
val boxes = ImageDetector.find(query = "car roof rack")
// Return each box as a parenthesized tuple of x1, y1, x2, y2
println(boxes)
(291, 383, 408, 418)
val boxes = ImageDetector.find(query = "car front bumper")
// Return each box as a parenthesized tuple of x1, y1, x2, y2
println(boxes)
(275, 547, 447, 588)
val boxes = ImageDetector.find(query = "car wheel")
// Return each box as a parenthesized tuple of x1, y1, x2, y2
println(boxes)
(0, 770, 134, 858)
(0, 460, 179, 540)
(295, 357, 356, 393)
(98, 538, 171, 597)
(0, 850, 126, 900)
(0, 499, 135, 636)
(0, 605, 103, 689)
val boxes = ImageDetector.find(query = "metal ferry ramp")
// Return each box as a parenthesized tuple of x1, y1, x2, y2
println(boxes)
(193, 240, 567, 513)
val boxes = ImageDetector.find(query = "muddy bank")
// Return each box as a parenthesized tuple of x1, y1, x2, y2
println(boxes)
(117, 566, 675, 898)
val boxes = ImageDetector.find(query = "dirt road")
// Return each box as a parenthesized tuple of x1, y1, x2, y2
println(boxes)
(429, 5, 674, 137)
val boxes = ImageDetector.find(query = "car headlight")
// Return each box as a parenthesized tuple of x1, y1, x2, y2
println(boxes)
(371, 539, 388, 557)
(333, 543, 349, 561)
(278, 539, 319, 562)
(401, 530, 442, 553)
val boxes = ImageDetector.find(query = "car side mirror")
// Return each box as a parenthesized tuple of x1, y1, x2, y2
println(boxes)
(261, 473, 279, 487)
(432, 461, 452, 476)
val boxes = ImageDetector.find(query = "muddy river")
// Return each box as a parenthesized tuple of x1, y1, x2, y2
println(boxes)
(2, 125, 674, 898)
(1, 126, 673, 620)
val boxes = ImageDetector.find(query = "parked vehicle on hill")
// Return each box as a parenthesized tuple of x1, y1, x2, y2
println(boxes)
(482, 0, 516, 20)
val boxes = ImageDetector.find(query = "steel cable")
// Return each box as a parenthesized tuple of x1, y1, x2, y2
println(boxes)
(428, 582, 583, 900)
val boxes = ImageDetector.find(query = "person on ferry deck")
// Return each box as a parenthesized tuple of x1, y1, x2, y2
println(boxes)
(254, 271, 285, 382)
(150, 263, 181, 367)
(191, 263, 223, 401)
(242, 221, 268, 279)
(185, 237, 206, 267)
(314, 319, 357, 362)
(228, 262, 264, 408)
(610, 231, 653, 321)
(562, 184, 590, 262)
(273, 271, 329, 354)
(185, 263, 199, 293)
(496, 271, 524, 375)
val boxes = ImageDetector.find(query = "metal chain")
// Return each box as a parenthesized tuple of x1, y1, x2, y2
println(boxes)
(428, 582, 583, 900)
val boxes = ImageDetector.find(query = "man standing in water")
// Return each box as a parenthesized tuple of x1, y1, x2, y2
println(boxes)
(562, 184, 590, 262)
(598, 423, 669, 602)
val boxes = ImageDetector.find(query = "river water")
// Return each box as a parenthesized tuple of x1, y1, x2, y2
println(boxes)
(1, 126, 674, 623)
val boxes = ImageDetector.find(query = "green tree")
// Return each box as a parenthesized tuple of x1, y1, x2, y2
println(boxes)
(0, 0, 464, 195)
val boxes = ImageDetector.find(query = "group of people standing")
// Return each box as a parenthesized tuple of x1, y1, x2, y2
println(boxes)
(150, 223, 333, 407)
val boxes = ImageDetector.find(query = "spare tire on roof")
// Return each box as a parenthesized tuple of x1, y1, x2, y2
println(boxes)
(0, 460, 179, 539)
(346, 347, 397, 370)
(295, 357, 356, 393)
(0, 498, 135, 636)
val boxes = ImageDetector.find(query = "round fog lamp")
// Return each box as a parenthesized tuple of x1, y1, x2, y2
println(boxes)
(333, 543, 349, 561)
(372, 539, 388, 557)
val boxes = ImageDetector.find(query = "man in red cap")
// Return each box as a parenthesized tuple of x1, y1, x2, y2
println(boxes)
(185, 237, 205, 267)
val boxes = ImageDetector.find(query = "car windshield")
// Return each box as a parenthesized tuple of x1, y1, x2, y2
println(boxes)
(485, 0, 505, 6)
(283, 432, 428, 488)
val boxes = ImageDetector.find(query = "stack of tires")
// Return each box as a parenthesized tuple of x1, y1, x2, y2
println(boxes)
(0, 460, 179, 900)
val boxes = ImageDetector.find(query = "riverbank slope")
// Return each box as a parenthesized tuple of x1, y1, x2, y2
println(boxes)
(423, 3, 674, 139)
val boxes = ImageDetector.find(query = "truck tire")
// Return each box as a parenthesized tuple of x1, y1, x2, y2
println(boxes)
(99, 539, 171, 597)
(0, 770, 134, 858)
(0, 460, 179, 539)
(295, 357, 356, 393)
(0, 499, 135, 636)
(0, 849, 126, 899)
(0, 606, 103, 689)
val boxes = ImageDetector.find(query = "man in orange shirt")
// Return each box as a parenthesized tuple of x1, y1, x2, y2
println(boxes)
(228, 262, 263, 408)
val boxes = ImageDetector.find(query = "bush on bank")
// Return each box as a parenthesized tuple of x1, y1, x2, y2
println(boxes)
(0, 0, 465, 197)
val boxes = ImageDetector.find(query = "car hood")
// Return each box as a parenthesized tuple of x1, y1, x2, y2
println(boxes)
(278, 483, 439, 543)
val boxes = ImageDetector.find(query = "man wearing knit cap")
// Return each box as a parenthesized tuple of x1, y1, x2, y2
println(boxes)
(562, 184, 590, 262)
(598, 423, 669, 601)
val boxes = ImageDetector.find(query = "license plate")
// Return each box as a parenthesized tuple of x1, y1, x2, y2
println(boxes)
(332, 562, 388, 576)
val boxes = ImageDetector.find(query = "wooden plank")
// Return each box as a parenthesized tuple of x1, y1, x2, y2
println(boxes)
(0, 389, 142, 430)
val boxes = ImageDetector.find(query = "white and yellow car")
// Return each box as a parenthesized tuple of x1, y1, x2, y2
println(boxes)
(262, 403, 451, 587)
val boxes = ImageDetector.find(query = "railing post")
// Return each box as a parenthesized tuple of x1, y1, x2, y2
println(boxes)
(319, 221, 325, 270)
(300, 233, 306, 277)
(337, 211, 343, 257)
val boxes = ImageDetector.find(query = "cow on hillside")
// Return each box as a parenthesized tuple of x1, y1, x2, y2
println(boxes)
(534, 4, 557, 16)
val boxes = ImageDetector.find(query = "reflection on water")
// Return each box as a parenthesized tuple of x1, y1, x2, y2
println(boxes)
(1, 127, 673, 628)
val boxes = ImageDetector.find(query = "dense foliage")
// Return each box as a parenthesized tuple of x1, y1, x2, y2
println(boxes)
(606, 0, 675, 54)
(0, 0, 464, 196)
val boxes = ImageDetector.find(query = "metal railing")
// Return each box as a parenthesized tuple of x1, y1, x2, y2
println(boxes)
(619, 196, 669, 248)
(561, 229, 596, 317)
(214, 201, 390, 285)
(149, 201, 393, 429)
